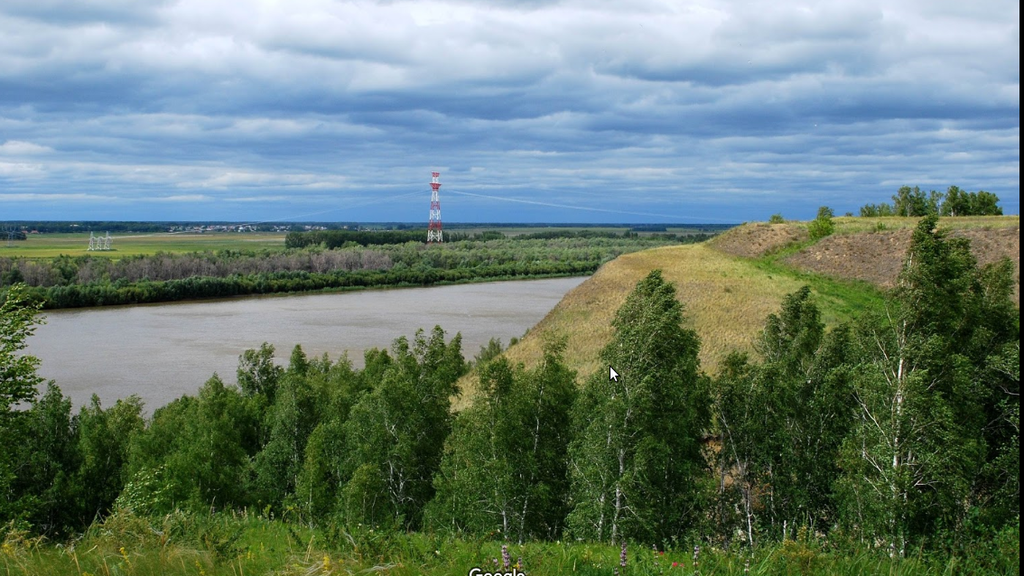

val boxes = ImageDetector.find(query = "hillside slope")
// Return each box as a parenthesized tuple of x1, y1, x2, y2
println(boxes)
(711, 215, 1019, 302)
(457, 216, 1018, 406)
(456, 241, 871, 407)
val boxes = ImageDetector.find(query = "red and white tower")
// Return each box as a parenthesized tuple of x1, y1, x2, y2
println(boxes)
(427, 171, 443, 243)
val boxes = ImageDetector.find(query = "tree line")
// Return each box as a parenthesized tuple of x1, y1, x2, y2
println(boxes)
(284, 228, 716, 248)
(0, 236, 677, 309)
(0, 216, 1017, 560)
(285, 229, 430, 248)
(860, 185, 1002, 217)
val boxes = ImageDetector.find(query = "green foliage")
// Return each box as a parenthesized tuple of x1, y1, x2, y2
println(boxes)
(427, 338, 577, 541)
(124, 375, 257, 514)
(567, 270, 711, 544)
(0, 285, 48, 529)
(837, 215, 1018, 552)
(0, 284, 43, 417)
(74, 394, 144, 525)
(1, 213, 1017, 568)
(3, 384, 79, 534)
(237, 342, 283, 402)
(769, 213, 786, 224)
(294, 417, 347, 519)
(3, 235, 688, 308)
(251, 367, 318, 512)
(860, 185, 1002, 218)
(860, 202, 895, 217)
(715, 288, 853, 545)
(472, 337, 505, 367)
(981, 341, 1019, 527)
(942, 186, 1003, 216)
(339, 327, 466, 530)
(807, 206, 835, 240)
(891, 185, 941, 217)
(8, 509, 1017, 575)
(285, 228, 427, 248)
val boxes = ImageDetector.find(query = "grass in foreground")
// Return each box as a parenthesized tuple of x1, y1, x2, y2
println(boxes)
(2, 513, 1016, 576)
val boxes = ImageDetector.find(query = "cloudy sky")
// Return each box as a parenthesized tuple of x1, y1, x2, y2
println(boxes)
(0, 0, 1018, 223)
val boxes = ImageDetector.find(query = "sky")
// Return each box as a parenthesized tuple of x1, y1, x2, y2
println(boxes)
(0, 0, 1019, 223)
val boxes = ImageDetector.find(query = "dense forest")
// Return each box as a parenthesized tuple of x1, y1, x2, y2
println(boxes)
(0, 216, 1018, 574)
(0, 235, 701, 309)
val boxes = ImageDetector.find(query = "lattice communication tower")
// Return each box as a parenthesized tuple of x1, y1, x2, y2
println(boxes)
(427, 171, 443, 243)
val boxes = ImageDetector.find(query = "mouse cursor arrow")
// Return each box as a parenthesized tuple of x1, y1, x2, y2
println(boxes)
(609, 367, 619, 382)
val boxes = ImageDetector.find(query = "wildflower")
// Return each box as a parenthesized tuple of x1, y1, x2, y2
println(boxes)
(119, 546, 132, 567)
(502, 544, 510, 569)
(620, 541, 628, 567)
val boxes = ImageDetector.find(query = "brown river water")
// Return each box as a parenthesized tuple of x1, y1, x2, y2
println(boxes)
(27, 277, 587, 411)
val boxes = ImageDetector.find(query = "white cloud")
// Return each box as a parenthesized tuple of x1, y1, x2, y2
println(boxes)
(0, 140, 54, 155)
(0, 192, 110, 202)
(151, 194, 213, 202)
(0, 0, 1016, 221)
(0, 161, 46, 177)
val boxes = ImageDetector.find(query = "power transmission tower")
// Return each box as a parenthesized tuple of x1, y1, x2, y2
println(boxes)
(87, 231, 113, 251)
(427, 171, 444, 243)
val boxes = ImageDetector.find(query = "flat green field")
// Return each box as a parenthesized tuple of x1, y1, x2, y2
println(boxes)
(1, 232, 287, 259)
(2, 227, 716, 258)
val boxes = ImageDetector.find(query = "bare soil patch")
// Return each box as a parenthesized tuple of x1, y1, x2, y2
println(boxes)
(784, 227, 1020, 303)
(709, 222, 808, 258)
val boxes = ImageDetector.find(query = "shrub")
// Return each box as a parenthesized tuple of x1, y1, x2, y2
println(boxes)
(807, 206, 835, 240)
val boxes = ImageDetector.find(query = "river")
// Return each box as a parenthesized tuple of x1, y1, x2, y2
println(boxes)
(27, 277, 587, 411)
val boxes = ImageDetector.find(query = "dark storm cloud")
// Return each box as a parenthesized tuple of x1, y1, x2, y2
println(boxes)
(0, 0, 1017, 222)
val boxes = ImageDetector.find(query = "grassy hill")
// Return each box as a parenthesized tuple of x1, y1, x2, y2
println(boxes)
(457, 215, 1019, 406)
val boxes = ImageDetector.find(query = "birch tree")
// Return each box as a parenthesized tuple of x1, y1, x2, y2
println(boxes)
(838, 215, 1014, 552)
(426, 339, 576, 541)
(714, 288, 852, 545)
(567, 270, 710, 544)
(340, 326, 464, 529)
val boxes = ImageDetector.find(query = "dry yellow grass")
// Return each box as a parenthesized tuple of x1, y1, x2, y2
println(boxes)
(455, 243, 809, 408)
(833, 214, 1019, 234)
(454, 215, 1020, 408)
